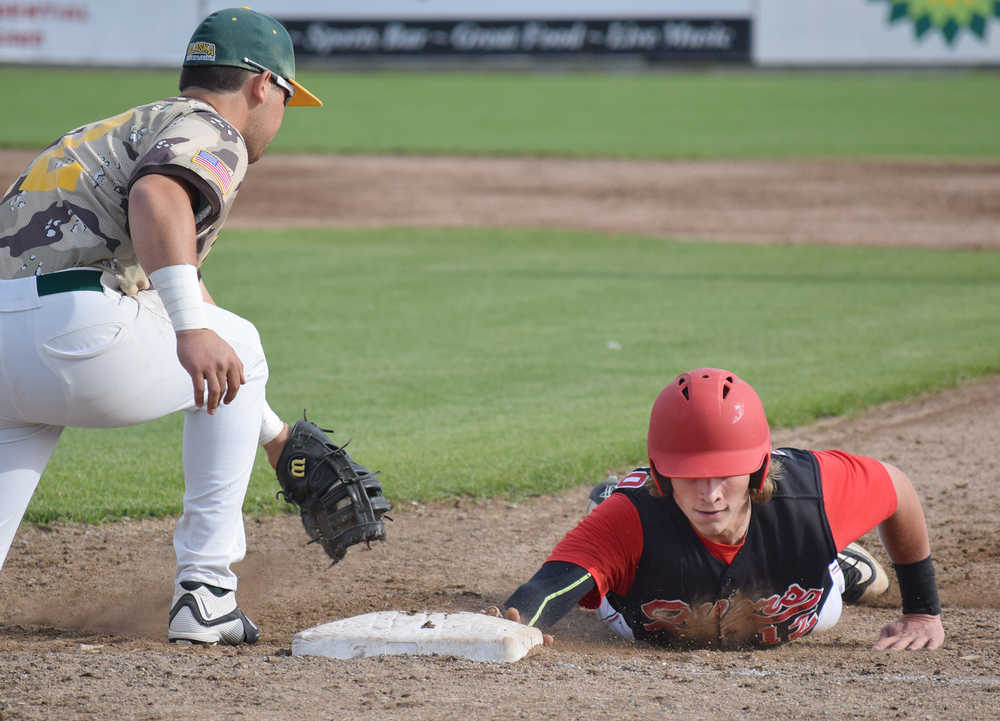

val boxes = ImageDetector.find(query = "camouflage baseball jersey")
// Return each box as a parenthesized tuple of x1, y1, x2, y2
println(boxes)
(0, 97, 247, 295)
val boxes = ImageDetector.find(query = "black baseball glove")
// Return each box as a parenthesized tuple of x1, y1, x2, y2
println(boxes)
(275, 418, 390, 564)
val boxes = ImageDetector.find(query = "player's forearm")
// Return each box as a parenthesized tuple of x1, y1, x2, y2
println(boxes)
(877, 462, 941, 617)
(876, 463, 932, 565)
(129, 173, 199, 273)
(503, 561, 595, 629)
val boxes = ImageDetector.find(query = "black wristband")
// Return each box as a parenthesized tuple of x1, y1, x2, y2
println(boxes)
(893, 556, 941, 616)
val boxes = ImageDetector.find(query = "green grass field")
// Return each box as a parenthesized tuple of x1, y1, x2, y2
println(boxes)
(4, 67, 999, 523)
(1, 67, 998, 158)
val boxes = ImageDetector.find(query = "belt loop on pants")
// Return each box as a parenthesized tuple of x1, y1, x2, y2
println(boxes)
(36, 269, 104, 296)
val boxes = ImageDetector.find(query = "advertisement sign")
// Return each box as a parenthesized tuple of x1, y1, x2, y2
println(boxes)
(4, 0, 997, 67)
(756, 0, 1000, 64)
(282, 18, 751, 61)
(0, 2, 197, 65)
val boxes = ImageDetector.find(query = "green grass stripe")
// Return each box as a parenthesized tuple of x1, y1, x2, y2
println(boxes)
(1, 67, 998, 158)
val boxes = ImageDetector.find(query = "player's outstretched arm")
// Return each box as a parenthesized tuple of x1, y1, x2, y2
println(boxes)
(874, 463, 944, 650)
(484, 560, 596, 646)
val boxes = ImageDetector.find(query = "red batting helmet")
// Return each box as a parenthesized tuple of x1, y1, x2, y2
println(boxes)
(647, 368, 771, 490)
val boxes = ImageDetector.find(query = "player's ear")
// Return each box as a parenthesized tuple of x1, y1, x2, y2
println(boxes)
(247, 69, 271, 104)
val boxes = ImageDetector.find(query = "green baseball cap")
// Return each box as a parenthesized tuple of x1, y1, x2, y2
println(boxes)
(183, 7, 322, 107)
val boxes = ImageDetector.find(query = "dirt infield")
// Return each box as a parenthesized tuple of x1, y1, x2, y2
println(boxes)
(1, 151, 999, 720)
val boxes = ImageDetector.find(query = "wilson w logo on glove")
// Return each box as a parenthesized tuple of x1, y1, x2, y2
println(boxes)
(276, 417, 391, 565)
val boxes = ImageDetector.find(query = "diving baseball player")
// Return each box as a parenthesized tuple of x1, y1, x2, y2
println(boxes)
(0, 9, 387, 645)
(491, 368, 944, 650)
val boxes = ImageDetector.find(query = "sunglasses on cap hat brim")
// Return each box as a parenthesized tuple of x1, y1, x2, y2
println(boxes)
(242, 57, 322, 107)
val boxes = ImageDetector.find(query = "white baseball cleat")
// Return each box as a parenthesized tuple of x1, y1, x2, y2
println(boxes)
(837, 542, 890, 604)
(168, 581, 259, 645)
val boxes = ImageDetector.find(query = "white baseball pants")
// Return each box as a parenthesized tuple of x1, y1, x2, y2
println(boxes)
(0, 271, 280, 591)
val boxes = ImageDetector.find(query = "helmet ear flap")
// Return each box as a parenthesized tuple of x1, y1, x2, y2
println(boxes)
(649, 461, 668, 496)
(748, 453, 770, 491)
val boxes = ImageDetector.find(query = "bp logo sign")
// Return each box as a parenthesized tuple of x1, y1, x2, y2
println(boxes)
(871, 0, 1000, 45)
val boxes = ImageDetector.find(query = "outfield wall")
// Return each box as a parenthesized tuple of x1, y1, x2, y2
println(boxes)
(2, 0, 999, 66)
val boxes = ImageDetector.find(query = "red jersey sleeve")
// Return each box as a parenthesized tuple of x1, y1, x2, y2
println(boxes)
(546, 492, 643, 608)
(815, 449, 898, 551)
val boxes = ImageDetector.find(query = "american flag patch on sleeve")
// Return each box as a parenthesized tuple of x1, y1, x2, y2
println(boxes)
(191, 149, 233, 193)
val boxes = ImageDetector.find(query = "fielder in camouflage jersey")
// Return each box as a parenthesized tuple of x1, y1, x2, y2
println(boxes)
(2, 98, 248, 295)
(0, 8, 330, 645)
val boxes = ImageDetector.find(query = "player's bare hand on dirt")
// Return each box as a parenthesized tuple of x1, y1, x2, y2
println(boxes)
(482, 606, 554, 646)
(176, 329, 245, 413)
(873, 613, 944, 650)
